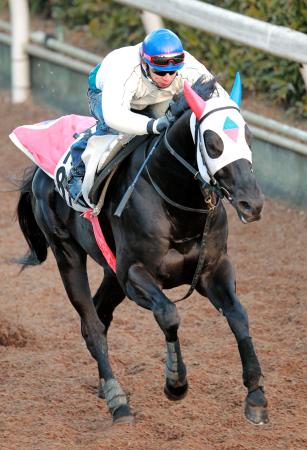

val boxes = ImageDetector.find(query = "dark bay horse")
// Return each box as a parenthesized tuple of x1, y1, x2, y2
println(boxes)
(16, 76, 268, 425)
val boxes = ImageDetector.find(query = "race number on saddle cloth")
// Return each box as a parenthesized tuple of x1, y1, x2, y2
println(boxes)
(9, 114, 132, 213)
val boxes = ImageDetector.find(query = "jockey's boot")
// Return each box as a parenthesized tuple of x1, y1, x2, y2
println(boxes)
(67, 163, 85, 201)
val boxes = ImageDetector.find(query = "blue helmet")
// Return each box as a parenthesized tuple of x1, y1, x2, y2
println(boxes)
(141, 28, 185, 72)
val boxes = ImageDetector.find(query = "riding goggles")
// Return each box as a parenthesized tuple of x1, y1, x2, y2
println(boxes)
(152, 69, 177, 76)
(143, 52, 185, 67)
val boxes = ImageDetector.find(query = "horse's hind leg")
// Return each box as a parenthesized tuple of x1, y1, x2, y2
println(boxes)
(197, 255, 269, 424)
(125, 263, 188, 400)
(93, 269, 125, 335)
(50, 239, 133, 424)
(92, 270, 126, 398)
(31, 202, 132, 424)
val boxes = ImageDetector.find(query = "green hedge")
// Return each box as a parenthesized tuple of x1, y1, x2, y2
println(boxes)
(31, 0, 307, 118)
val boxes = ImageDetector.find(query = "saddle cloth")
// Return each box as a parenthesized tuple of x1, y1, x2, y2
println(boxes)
(9, 114, 133, 213)
(55, 132, 133, 212)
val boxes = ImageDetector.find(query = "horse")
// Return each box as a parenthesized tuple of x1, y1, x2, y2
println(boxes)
(15, 75, 268, 425)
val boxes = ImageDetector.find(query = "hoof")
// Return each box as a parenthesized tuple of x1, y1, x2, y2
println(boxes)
(112, 404, 134, 425)
(244, 388, 269, 425)
(164, 381, 188, 401)
(113, 414, 134, 426)
(244, 397, 269, 425)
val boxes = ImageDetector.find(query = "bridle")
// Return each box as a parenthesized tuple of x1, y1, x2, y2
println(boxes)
(147, 105, 240, 211)
(144, 108, 239, 302)
(114, 106, 240, 218)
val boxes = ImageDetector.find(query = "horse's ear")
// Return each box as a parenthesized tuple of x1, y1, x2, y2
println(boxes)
(229, 72, 242, 107)
(184, 81, 206, 120)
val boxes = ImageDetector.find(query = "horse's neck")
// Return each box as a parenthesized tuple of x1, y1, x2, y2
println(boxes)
(154, 111, 194, 172)
(149, 111, 204, 211)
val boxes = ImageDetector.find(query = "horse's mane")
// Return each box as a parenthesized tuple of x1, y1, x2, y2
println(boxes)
(169, 75, 218, 119)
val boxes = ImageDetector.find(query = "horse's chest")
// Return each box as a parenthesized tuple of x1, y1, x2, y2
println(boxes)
(157, 241, 200, 283)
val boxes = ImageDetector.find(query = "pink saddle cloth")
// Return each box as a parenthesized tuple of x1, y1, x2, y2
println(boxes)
(9, 114, 96, 177)
(9, 113, 116, 273)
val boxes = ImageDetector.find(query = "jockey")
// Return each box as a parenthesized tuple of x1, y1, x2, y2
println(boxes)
(67, 28, 227, 200)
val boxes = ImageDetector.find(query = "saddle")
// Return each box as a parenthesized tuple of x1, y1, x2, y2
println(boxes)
(55, 131, 134, 212)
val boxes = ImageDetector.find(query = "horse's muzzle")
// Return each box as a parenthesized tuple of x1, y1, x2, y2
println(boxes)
(235, 195, 264, 223)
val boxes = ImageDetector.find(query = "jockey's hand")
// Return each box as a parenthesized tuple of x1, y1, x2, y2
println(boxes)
(147, 116, 169, 135)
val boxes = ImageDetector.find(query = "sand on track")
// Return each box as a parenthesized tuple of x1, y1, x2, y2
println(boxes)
(0, 92, 306, 450)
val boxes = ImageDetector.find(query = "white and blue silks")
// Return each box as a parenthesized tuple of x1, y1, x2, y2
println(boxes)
(71, 43, 228, 165)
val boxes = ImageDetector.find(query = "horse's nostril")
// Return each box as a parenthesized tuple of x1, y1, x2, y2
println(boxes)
(239, 201, 252, 212)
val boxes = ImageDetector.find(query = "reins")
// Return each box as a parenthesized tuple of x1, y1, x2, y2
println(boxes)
(114, 133, 164, 217)
(145, 163, 208, 214)
(144, 125, 220, 302)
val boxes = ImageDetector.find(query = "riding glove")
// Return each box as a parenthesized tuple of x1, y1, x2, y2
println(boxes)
(147, 116, 169, 135)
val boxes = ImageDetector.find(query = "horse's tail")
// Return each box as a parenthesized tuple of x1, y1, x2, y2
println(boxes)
(16, 167, 48, 268)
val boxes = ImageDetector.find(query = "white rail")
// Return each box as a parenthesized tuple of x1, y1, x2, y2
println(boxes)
(141, 11, 164, 34)
(9, 0, 30, 102)
(0, 21, 101, 65)
(115, 0, 307, 65)
(26, 43, 93, 74)
(242, 110, 307, 145)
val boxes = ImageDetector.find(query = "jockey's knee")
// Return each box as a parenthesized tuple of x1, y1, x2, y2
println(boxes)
(71, 138, 88, 166)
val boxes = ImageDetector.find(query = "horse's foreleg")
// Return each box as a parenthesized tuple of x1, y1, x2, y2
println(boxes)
(51, 240, 132, 424)
(197, 255, 269, 424)
(32, 173, 131, 423)
(126, 263, 188, 400)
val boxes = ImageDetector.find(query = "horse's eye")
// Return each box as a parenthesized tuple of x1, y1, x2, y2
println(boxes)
(245, 124, 252, 149)
(204, 130, 224, 158)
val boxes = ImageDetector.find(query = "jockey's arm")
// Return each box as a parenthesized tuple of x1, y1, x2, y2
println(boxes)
(99, 67, 151, 136)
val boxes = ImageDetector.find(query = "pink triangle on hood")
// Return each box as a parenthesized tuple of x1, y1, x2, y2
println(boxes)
(224, 128, 239, 142)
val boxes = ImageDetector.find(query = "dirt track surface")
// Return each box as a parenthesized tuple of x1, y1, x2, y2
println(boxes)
(0, 92, 306, 450)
